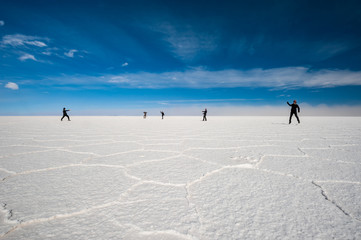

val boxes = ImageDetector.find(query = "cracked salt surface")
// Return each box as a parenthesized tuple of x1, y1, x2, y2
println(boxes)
(0, 116, 361, 239)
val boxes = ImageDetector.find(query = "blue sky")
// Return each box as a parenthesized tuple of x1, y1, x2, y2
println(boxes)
(1, 0, 361, 115)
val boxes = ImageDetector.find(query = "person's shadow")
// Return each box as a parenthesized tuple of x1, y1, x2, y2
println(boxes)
(271, 122, 289, 125)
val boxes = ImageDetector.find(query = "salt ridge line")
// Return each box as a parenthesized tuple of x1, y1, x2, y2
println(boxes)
(119, 223, 197, 240)
(135, 229, 197, 240)
(0, 168, 15, 175)
(0, 149, 54, 158)
(315, 180, 361, 185)
(311, 181, 361, 222)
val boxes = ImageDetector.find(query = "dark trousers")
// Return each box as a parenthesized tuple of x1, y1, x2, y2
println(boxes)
(289, 111, 300, 124)
(61, 114, 70, 121)
(203, 115, 207, 121)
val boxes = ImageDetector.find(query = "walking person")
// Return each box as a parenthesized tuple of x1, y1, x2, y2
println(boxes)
(61, 107, 71, 121)
(143, 112, 147, 119)
(160, 111, 165, 119)
(287, 100, 300, 124)
(202, 108, 207, 121)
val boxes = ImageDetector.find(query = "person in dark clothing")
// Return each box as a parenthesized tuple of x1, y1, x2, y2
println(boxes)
(202, 108, 207, 121)
(287, 100, 300, 124)
(160, 111, 165, 119)
(61, 108, 70, 121)
(143, 112, 147, 119)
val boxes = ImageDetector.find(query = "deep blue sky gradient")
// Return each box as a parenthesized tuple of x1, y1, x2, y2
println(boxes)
(1, 0, 361, 115)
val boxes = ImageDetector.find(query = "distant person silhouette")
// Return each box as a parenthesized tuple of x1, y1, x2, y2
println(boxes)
(160, 111, 165, 119)
(143, 112, 147, 119)
(287, 100, 300, 124)
(61, 108, 70, 121)
(202, 108, 207, 121)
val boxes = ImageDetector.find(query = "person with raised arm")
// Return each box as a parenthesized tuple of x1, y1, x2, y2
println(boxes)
(287, 100, 300, 124)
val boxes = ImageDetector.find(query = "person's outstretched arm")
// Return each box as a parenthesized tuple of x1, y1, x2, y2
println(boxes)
(287, 102, 291, 106)
(297, 105, 300, 113)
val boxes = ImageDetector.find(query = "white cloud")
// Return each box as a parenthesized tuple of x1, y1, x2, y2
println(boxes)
(5, 82, 19, 90)
(122, 62, 129, 67)
(41, 47, 60, 56)
(27, 41, 47, 47)
(0, 20, 4, 26)
(1, 34, 47, 47)
(64, 49, 78, 58)
(19, 53, 37, 61)
(1, 34, 82, 61)
(40, 66, 361, 91)
(41, 51, 52, 56)
(108, 76, 130, 83)
(104, 67, 361, 89)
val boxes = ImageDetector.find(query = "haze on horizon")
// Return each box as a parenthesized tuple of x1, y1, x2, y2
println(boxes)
(1, 0, 361, 116)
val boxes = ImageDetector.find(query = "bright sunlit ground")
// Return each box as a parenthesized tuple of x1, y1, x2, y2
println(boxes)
(1, 116, 361, 239)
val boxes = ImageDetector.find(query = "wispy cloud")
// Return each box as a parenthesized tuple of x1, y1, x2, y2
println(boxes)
(64, 49, 78, 58)
(1, 34, 82, 62)
(108, 76, 130, 83)
(122, 62, 129, 67)
(37, 66, 361, 90)
(1, 34, 48, 47)
(18, 53, 37, 61)
(5, 82, 19, 90)
(0, 20, 4, 26)
(104, 67, 361, 89)
(41, 51, 52, 56)
(315, 42, 350, 60)
(153, 22, 219, 61)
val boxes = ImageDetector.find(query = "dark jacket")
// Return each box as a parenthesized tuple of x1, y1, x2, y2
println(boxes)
(287, 102, 300, 113)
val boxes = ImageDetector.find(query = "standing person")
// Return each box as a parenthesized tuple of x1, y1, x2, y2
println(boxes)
(61, 107, 71, 121)
(287, 100, 300, 124)
(202, 108, 207, 121)
(143, 112, 147, 119)
(160, 111, 165, 119)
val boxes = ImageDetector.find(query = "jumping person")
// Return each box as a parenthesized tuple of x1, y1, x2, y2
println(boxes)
(287, 100, 300, 124)
(61, 107, 71, 121)
(202, 108, 207, 121)
(143, 112, 147, 119)
(160, 111, 165, 119)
